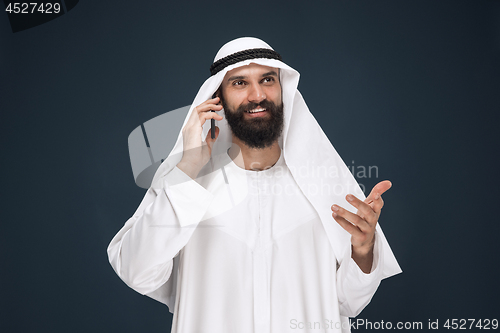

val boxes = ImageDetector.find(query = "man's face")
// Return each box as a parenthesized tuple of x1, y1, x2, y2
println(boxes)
(218, 63, 284, 149)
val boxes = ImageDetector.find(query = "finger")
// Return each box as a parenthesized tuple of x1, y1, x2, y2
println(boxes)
(345, 194, 378, 225)
(198, 111, 223, 127)
(207, 96, 220, 103)
(193, 105, 223, 125)
(332, 212, 364, 237)
(197, 97, 222, 110)
(332, 203, 372, 232)
(371, 195, 384, 214)
(196, 97, 221, 109)
(196, 103, 223, 113)
(186, 103, 223, 127)
(208, 96, 220, 103)
(366, 180, 392, 203)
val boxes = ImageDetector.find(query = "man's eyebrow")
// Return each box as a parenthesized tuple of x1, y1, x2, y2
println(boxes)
(226, 75, 246, 82)
(261, 71, 278, 77)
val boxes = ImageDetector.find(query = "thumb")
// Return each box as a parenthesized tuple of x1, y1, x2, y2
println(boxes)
(206, 126, 220, 147)
(365, 180, 392, 203)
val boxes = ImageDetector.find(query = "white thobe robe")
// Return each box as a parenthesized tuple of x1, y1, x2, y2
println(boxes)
(108, 149, 386, 333)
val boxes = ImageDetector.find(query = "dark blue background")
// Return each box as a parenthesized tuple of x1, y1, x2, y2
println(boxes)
(1, 1, 499, 331)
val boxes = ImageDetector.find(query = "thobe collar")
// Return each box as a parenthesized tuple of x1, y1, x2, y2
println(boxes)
(222, 146, 285, 176)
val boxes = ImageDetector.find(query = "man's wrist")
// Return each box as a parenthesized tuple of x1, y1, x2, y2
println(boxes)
(351, 244, 374, 274)
(177, 160, 202, 180)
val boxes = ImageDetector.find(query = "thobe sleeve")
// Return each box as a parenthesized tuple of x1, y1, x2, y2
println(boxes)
(336, 230, 384, 317)
(107, 166, 214, 295)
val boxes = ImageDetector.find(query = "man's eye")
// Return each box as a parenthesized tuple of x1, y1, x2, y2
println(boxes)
(233, 80, 245, 86)
(263, 77, 275, 83)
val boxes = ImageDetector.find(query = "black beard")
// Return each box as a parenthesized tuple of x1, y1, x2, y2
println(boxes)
(221, 96, 284, 149)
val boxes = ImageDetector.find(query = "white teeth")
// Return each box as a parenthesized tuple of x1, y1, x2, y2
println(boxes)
(246, 108, 266, 113)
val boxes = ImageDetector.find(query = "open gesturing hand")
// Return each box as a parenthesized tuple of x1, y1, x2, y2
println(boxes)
(331, 180, 392, 273)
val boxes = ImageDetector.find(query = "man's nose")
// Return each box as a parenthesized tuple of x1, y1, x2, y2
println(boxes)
(248, 84, 266, 103)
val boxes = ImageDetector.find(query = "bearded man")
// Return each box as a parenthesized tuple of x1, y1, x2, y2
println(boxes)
(108, 37, 401, 333)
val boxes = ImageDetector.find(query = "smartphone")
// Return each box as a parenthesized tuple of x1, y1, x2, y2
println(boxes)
(211, 92, 218, 139)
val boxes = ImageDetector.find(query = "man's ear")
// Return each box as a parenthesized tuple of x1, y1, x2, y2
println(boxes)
(213, 87, 222, 101)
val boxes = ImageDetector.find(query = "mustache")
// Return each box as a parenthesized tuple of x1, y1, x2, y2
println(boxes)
(238, 99, 277, 113)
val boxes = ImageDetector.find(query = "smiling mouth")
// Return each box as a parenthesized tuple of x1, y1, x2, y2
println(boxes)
(244, 107, 267, 114)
